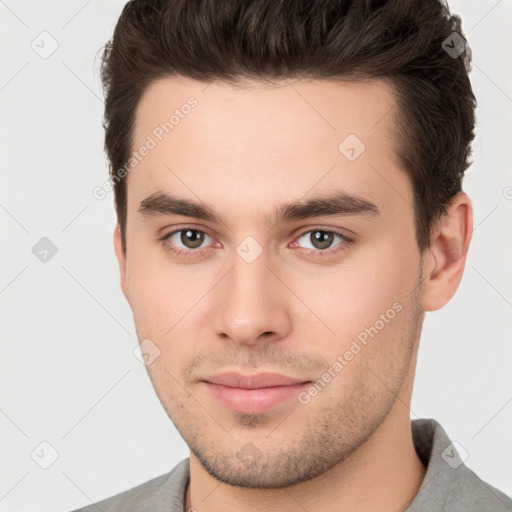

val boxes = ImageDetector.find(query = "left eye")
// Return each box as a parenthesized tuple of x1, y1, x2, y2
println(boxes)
(294, 230, 347, 251)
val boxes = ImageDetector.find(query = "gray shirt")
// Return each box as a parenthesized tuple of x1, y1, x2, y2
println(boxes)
(71, 419, 512, 511)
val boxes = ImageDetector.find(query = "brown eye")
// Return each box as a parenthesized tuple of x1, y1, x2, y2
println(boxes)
(179, 229, 205, 249)
(164, 229, 212, 253)
(296, 230, 345, 252)
(311, 231, 335, 250)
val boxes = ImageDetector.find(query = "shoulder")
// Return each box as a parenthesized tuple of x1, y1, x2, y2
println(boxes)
(69, 458, 190, 512)
(409, 419, 512, 512)
(443, 465, 512, 511)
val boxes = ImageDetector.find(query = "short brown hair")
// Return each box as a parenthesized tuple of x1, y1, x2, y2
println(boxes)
(101, 0, 476, 254)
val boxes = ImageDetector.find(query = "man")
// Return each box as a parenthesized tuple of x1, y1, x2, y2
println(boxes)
(74, 0, 511, 510)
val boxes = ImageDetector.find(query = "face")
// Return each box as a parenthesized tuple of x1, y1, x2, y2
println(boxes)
(116, 76, 426, 488)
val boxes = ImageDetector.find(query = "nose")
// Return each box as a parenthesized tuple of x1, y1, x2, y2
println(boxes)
(214, 249, 292, 347)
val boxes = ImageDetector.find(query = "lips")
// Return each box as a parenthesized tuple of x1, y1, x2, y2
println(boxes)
(201, 372, 311, 414)
(203, 372, 308, 389)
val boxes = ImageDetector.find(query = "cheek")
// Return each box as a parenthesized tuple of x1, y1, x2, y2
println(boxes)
(287, 240, 418, 351)
(126, 247, 197, 320)
(128, 271, 172, 334)
(125, 251, 218, 370)
(125, 262, 176, 348)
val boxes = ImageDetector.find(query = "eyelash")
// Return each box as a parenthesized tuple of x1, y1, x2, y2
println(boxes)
(159, 227, 353, 259)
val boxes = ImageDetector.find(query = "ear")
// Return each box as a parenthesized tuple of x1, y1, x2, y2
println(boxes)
(421, 192, 473, 312)
(113, 223, 129, 301)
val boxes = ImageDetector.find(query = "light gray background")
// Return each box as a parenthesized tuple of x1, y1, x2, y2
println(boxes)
(1, 1, 511, 511)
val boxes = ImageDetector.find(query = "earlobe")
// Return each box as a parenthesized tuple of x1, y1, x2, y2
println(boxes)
(113, 224, 129, 301)
(421, 193, 473, 312)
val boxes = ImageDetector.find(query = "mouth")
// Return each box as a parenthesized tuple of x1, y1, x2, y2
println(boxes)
(200, 372, 312, 414)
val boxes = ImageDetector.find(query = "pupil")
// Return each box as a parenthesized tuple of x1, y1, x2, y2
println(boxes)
(312, 231, 333, 250)
(182, 229, 204, 248)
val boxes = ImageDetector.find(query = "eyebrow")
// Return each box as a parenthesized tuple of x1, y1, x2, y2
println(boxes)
(138, 190, 380, 226)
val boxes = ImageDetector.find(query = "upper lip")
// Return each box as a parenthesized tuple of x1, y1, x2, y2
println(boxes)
(202, 372, 310, 389)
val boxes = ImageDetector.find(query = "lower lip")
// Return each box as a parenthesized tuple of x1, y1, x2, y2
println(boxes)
(202, 382, 310, 414)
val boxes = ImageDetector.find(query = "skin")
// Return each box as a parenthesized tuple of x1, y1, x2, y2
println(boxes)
(113, 75, 472, 511)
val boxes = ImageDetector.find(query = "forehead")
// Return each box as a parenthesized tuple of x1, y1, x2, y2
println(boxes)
(128, 75, 411, 223)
